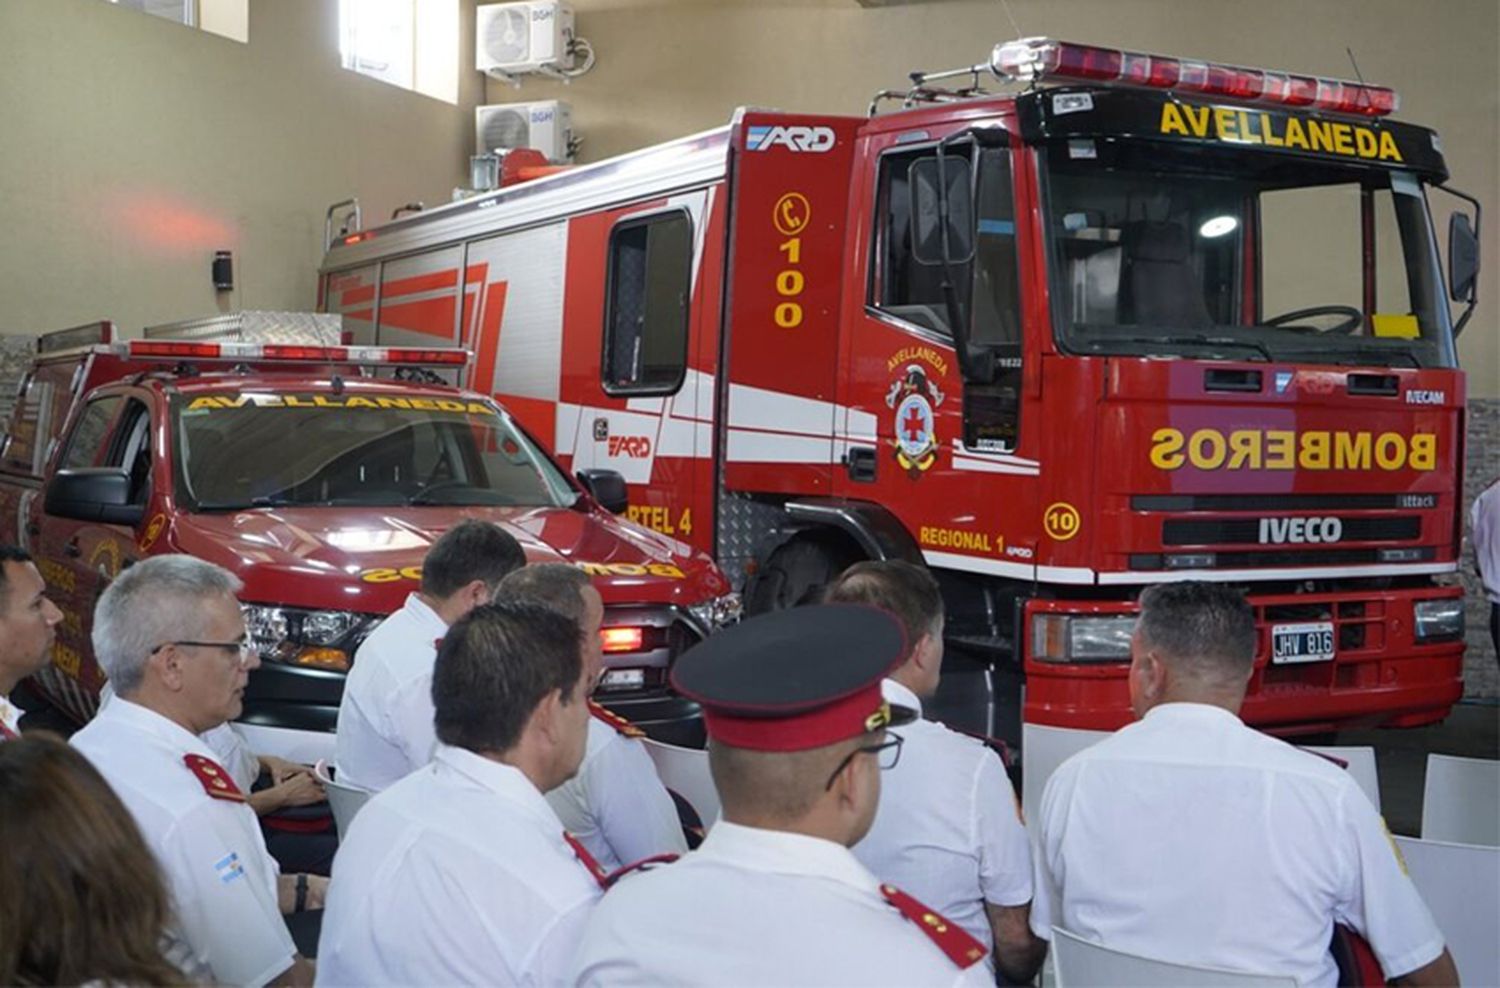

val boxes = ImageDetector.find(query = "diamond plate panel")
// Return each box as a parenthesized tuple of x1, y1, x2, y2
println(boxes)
(143, 311, 343, 346)
(716, 489, 789, 591)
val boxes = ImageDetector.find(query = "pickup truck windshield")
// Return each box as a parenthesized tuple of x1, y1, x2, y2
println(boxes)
(1040, 138, 1457, 369)
(173, 392, 577, 510)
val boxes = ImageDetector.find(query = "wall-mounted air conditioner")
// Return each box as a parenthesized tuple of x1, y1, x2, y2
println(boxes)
(476, 100, 575, 163)
(476, 2, 575, 77)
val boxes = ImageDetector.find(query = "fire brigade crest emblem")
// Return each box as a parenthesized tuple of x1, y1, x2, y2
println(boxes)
(886, 364, 945, 478)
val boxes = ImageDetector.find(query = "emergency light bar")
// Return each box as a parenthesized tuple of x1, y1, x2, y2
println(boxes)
(125, 339, 471, 367)
(991, 38, 1398, 117)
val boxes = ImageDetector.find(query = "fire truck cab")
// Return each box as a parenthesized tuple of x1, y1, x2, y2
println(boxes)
(0, 314, 736, 758)
(319, 39, 1482, 789)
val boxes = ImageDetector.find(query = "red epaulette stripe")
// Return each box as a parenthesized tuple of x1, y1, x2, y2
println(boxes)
(182, 753, 247, 803)
(880, 884, 988, 969)
(588, 699, 645, 738)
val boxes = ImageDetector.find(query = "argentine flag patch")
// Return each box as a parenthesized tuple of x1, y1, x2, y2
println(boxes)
(214, 852, 246, 885)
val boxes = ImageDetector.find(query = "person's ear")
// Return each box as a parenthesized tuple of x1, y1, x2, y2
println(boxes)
(152, 644, 186, 692)
(1139, 650, 1168, 702)
(530, 688, 565, 745)
(465, 579, 492, 610)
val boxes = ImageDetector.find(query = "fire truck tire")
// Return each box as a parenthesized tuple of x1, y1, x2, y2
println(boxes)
(745, 536, 862, 615)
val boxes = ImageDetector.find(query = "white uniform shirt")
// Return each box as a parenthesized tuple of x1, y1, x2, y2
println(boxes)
(1472, 479, 1500, 603)
(334, 592, 446, 791)
(317, 744, 602, 987)
(853, 679, 1032, 968)
(101, 681, 260, 792)
(71, 698, 295, 988)
(0, 693, 21, 737)
(573, 820, 992, 987)
(1031, 702, 1445, 987)
(546, 715, 688, 872)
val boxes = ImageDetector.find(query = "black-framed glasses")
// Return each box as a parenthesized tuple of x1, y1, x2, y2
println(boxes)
(151, 639, 254, 669)
(824, 732, 904, 791)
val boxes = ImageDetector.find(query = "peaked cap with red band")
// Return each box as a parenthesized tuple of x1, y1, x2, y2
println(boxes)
(669, 604, 915, 752)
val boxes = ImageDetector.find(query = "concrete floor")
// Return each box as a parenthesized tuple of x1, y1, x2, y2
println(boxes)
(1341, 699, 1499, 836)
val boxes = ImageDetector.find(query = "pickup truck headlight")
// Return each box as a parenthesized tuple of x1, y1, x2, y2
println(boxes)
(687, 593, 743, 634)
(1032, 613, 1137, 663)
(1413, 599, 1464, 642)
(243, 605, 380, 672)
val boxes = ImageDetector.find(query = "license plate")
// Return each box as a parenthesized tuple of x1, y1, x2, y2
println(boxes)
(599, 668, 646, 690)
(1271, 622, 1335, 664)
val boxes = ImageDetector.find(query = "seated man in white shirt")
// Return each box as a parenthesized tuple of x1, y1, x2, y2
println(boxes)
(317, 599, 604, 986)
(830, 560, 1045, 985)
(335, 519, 524, 791)
(498, 562, 687, 872)
(71, 555, 319, 988)
(1031, 580, 1458, 988)
(0, 546, 64, 740)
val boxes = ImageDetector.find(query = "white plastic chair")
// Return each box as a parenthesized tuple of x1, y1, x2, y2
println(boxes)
(1393, 836, 1500, 986)
(1421, 754, 1500, 846)
(1301, 744, 1382, 812)
(1050, 927, 1298, 988)
(640, 737, 720, 830)
(312, 760, 374, 840)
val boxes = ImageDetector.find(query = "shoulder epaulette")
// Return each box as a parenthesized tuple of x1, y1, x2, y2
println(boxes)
(589, 700, 645, 738)
(182, 753, 247, 803)
(603, 853, 679, 890)
(879, 884, 988, 969)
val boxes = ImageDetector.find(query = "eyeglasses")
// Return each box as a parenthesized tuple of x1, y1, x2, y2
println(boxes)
(824, 732, 904, 791)
(151, 639, 255, 669)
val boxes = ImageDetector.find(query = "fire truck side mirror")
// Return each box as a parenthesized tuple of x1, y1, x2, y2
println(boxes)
(1447, 211, 1479, 308)
(44, 468, 145, 527)
(577, 469, 629, 515)
(909, 157, 975, 267)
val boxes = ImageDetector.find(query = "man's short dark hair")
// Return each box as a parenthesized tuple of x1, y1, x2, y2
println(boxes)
(496, 563, 593, 626)
(432, 600, 583, 754)
(0, 547, 34, 609)
(421, 521, 525, 600)
(824, 560, 943, 652)
(1136, 581, 1256, 684)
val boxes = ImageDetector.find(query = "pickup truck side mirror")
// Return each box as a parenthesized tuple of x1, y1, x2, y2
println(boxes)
(45, 468, 145, 526)
(576, 469, 629, 515)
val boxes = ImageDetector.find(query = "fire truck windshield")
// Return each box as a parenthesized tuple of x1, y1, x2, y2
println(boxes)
(173, 394, 578, 511)
(1039, 139, 1457, 369)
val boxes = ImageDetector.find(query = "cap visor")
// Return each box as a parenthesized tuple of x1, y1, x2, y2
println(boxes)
(887, 702, 918, 729)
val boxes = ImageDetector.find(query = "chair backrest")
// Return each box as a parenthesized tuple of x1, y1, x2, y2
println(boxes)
(1393, 836, 1500, 986)
(313, 760, 374, 840)
(1301, 745, 1382, 812)
(1050, 927, 1298, 988)
(640, 738, 719, 830)
(1421, 753, 1500, 846)
(1122, 220, 1214, 328)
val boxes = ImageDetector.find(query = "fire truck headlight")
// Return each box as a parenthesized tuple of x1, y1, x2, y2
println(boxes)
(1032, 614, 1136, 663)
(1413, 599, 1464, 642)
(242, 605, 380, 672)
(687, 593, 743, 634)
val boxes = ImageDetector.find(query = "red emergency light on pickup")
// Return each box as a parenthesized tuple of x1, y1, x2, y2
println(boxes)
(125, 339, 471, 367)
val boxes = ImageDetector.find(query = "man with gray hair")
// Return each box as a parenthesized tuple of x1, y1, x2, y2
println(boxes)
(1030, 580, 1456, 987)
(72, 555, 319, 988)
(499, 563, 686, 872)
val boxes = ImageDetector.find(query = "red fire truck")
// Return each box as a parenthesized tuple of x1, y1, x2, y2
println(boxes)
(319, 39, 1482, 779)
(0, 314, 735, 758)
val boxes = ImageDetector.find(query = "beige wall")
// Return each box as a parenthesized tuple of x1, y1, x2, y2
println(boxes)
(0, 0, 483, 337)
(494, 0, 1499, 397)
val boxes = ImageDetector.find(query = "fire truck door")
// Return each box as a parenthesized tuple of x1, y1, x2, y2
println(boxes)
(38, 395, 148, 702)
(836, 140, 1037, 579)
(322, 264, 379, 345)
(374, 247, 464, 385)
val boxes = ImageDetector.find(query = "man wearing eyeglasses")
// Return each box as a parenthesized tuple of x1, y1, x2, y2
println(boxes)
(573, 605, 993, 987)
(72, 555, 318, 988)
(830, 561, 1046, 986)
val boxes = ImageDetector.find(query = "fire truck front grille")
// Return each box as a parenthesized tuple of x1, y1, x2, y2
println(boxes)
(1129, 547, 1436, 570)
(1132, 493, 1437, 511)
(1161, 516, 1421, 546)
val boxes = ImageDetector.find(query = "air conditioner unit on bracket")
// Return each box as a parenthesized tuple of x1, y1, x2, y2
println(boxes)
(476, 1, 575, 76)
(476, 100, 575, 163)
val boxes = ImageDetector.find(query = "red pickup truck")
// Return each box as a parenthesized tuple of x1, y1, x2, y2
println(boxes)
(0, 315, 735, 758)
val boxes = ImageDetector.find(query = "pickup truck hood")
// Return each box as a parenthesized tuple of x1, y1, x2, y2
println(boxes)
(170, 503, 728, 614)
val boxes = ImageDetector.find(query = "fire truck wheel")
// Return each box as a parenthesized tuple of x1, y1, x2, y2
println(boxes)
(745, 536, 862, 616)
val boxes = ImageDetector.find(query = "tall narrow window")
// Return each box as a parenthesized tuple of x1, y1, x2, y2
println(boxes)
(339, 0, 458, 104)
(603, 212, 693, 395)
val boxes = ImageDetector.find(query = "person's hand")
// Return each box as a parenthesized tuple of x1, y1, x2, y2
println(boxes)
(268, 771, 326, 809)
(260, 754, 309, 786)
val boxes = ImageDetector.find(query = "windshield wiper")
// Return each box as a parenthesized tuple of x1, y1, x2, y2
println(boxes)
(1084, 334, 1272, 362)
